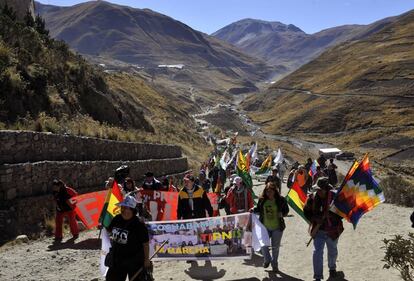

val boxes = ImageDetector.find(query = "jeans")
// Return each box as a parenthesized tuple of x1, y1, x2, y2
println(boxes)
(261, 229, 283, 268)
(313, 230, 338, 279)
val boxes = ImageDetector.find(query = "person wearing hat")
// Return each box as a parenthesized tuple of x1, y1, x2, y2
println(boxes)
(105, 195, 150, 281)
(304, 177, 344, 281)
(142, 172, 162, 191)
(225, 176, 254, 214)
(52, 179, 79, 242)
(177, 174, 213, 220)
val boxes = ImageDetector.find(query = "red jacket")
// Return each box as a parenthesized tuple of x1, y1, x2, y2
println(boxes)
(226, 187, 254, 214)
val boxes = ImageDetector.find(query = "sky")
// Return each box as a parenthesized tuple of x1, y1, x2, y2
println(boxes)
(37, 0, 414, 34)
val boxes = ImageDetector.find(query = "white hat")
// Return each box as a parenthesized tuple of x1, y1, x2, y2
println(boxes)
(116, 195, 137, 209)
(233, 176, 242, 185)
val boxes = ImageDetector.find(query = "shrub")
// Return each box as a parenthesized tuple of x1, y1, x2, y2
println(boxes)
(381, 176, 414, 207)
(383, 233, 414, 281)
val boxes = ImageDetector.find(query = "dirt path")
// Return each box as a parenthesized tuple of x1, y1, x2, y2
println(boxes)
(0, 179, 411, 281)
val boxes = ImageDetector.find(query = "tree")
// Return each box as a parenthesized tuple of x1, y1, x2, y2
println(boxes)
(24, 10, 34, 27)
(35, 14, 49, 36)
(1, 3, 17, 21)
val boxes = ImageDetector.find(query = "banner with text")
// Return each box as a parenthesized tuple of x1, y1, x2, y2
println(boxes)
(148, 212, 252, 260)
(74, 190, 220, 227)
(74, 190, 107, 229)
(138, 190, 219, 221)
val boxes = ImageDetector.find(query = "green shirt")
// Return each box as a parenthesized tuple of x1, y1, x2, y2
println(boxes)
(263, 200, 280, 230)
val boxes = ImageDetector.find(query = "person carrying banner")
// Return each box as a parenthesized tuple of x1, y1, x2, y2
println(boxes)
(122, 177, 138, 196)
(226, 176, 254, 214)
(105, 195, 151, 281)
(196, 170, 211, 192)
(252, 182, 289, 272)
(142, 172, 162, 191)
(52, 179, 79, 242)
(304, 177, 344, 281)
(177, 174, 213, 220)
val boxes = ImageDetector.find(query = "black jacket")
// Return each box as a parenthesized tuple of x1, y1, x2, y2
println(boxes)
(254, 196, 289, 231)
(177, 185, 213, 219)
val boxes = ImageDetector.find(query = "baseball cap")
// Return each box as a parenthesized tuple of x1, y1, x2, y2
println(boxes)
(116, 195, 137, 209)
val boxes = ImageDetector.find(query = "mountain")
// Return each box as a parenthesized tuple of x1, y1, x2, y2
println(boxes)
(213, 17, 397, 79)
(242, 10, 414, 174)
(35, 1, 271, 98)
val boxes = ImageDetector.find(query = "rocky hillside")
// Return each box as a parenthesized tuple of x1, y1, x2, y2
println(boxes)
(213, 17, 397, 79)
(0, 0, 34, 20)
(242, 10, 414, 178)
(0, 7, 208, 165)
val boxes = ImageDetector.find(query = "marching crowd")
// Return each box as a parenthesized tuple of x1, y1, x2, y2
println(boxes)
(51, 154, 414, 281)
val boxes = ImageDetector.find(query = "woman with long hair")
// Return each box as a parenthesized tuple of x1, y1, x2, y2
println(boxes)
(252, 182, 289, 272)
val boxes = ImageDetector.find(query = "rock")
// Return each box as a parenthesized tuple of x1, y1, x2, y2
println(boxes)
(6, 188, 17, 200)
(15, 235, 29, 243)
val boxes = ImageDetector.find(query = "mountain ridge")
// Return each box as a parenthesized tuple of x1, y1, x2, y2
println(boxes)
(213, 15, 398, 79)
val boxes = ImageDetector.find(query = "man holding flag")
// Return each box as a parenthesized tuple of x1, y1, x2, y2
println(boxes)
(304, 177, 344, 281)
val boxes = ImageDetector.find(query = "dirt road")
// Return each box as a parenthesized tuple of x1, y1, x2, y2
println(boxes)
(0, 179, 411, 281)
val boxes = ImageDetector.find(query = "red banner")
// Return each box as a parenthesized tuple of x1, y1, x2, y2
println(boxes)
(74, 190, 107, 229)
(74, 190, 221, 228)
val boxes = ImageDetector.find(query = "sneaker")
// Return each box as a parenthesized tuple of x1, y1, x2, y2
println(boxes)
(329, 269, 337, 278)
(263, 261, 270, 268)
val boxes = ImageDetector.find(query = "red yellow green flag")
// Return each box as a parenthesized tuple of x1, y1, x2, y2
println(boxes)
(286, 180, 309, 223)
(237, 149, 253, 188)
(255, 154, 272, 175)
(98, 180, 123, 228)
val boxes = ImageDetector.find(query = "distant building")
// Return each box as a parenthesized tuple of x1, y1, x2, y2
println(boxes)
(0, 0, 35, 20)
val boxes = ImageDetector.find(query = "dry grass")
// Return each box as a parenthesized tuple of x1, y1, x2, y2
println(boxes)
(381, 176, 414, 207)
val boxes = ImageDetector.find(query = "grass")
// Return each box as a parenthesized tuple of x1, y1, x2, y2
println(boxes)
(381, 176, 414, 207)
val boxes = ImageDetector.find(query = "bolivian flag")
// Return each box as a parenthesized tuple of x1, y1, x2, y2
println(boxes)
(237, 149, 253, 188)
(286, 180, 309, 223)
(256, 154, 272, 175)
(98, 180, 123, 228)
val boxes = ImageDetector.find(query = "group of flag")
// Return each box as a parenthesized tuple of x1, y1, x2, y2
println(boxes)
(286, 154, 385, 228)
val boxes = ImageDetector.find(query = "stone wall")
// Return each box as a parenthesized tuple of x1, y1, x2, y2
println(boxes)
(0, 130, 189, 243)
(0, 131, 182, 164)
(0, 158, 188, 201)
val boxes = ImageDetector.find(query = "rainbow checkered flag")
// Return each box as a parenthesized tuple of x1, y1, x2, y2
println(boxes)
(330, 155, 385, 228)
